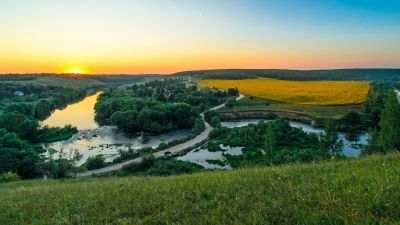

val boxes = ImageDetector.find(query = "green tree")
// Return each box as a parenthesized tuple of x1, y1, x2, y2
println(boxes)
(210, 116, 221, 127)
(363, 128, 381, 155)
(263, 123, 276, 166)
(225, 97, 236, 108)
(319, 119, 343, 156)
(378, 91, 400, 152)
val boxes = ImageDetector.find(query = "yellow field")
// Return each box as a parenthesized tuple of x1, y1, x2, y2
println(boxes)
(200, 78, 370, 105)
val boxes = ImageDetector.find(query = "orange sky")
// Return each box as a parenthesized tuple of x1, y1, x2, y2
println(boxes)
(1, 1, 399, 74)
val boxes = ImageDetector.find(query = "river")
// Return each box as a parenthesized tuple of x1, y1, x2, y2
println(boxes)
(42, 92, 192, 165)
(41, 92, 101, 130)
(42, 92, 369, 168)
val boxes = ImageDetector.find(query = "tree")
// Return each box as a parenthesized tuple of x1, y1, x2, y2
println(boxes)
(363, 128, 381, 155)
(319, 119, 343, 156)
(227, 87, 239, 96)
(0, 112, 38, 140)
(0, 128, 44, 179)
(263, 123, 276, 166)
(225, 97, 236, 108)
(210, 116, 221, 127)
(378, 91, 400, 152)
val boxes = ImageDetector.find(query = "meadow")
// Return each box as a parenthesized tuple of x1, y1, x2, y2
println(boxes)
(200, 78, 370, 105)
(0, 154, 399, 224)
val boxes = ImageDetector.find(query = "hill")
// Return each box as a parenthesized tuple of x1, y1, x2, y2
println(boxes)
(174, 68, 400, 81)
(0, 74, 159, 89)
(0, 154, 399, 224)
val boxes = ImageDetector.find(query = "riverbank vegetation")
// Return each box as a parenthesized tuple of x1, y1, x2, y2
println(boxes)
(0, 153, 399, 224)
(0, 82, 91, 179)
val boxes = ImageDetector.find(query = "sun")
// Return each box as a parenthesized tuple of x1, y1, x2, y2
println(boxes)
(64, 68, 87, 74)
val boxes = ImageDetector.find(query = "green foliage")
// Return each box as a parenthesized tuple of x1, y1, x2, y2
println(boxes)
(120, 156, 202, 176)
(0, 172, 20, 183)
(43, 157, 75, 179)
(175, 68, 400, 81)
(191, 118, 205, 135)
(225, 97, 236, 108)
(95, 79, 227, 134)
(207, 142, 222, 152)
(363, 128, 382, 155)
(210, 115, 221, 127)
(1, 154, 399, 224)
(0, 112, 38, 140)
(263, 123, 276, 166)
(378, 90, 400, 152)
(0, 128, 44, 179)
(85, 155, 106, 170)
(319, 119, 344, 155)
(227, 87, 239, 96)
(33, 125, 78, 143)
(211, 119, 323, 167)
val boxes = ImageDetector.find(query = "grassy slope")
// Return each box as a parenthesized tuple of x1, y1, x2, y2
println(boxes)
(1, 154, 399, 224)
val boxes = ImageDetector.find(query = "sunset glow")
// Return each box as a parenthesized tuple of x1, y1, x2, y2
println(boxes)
(64, 68, 87, 74)
(1, 0, 400, 74)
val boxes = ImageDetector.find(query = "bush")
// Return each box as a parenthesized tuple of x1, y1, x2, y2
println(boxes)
(0, 172, 20, 182)
(208, 142, 222, 152)
(157, 142, 169, 150)
(225, 97, 236, 108)
(210, 116, 221, 127)
(85, 155, 106, 170)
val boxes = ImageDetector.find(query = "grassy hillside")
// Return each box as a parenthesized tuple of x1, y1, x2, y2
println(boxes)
(1, 154, 399, 224)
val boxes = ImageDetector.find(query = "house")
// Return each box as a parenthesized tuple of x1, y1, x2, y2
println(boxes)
(14, 91, 24, 96)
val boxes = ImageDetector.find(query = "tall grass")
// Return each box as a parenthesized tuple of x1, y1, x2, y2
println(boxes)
(0, 154, 399, 224)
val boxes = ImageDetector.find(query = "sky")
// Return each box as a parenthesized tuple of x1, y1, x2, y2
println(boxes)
(1, 0, 400, 74)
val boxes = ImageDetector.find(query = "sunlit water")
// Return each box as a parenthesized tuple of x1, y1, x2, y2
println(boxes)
(43, 126, 191, 166)
(41, 92, 101, 130)
(42, 93, 191, 165)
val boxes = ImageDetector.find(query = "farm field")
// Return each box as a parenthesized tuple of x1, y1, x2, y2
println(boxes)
(200, 78, 370, 105)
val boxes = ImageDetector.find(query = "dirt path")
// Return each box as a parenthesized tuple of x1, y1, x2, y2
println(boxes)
(76, 94, 244, 177)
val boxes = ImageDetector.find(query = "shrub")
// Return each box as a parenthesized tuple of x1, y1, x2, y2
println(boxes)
(225, 97, 236, 108)
(85, 155, 106, 170)
(0, 172, 20, 182)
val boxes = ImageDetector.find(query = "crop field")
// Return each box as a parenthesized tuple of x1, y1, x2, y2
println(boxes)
(199, 78, 370, 105)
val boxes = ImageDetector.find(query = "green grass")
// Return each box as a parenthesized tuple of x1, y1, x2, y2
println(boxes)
(1, 154, 399, 224)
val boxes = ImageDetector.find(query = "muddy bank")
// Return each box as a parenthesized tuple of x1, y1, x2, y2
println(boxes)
(218, 109, 319, 126)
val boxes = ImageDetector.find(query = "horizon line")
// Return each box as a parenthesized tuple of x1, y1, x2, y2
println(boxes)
(1, 67, 400, 76)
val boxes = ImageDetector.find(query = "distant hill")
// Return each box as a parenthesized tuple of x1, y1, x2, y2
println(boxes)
(0, 74, 160, 88)
(173, 69, 400, 81)
(0, 153, 399, 224)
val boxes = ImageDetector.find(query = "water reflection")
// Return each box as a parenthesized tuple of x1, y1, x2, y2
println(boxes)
(177, 145, 243, 169)
(42, 92, 101, 130)
(221, 119, 367, 157)
(43, 126, 191, 166)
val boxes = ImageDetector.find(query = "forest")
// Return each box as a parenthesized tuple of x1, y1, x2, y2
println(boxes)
(95, 78, 230, 133)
